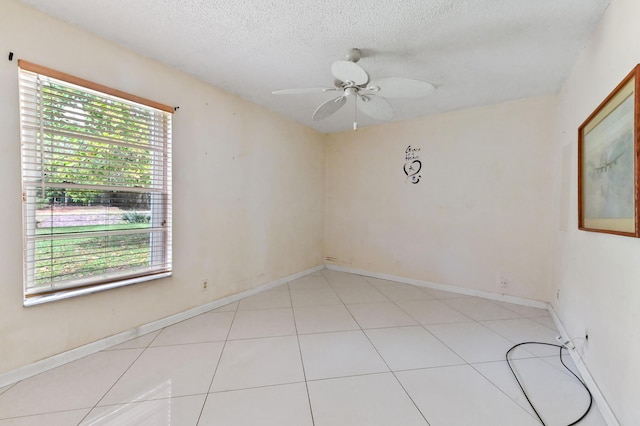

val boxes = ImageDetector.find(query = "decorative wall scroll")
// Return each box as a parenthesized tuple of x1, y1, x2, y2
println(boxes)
(578, 64, 640, 237)
(404, 145, 422, 184)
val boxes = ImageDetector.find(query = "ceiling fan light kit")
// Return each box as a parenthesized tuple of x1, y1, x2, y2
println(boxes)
(273, 48, 436, 130)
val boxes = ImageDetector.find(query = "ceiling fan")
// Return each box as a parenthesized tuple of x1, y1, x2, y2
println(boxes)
(273, 48, 436, 130)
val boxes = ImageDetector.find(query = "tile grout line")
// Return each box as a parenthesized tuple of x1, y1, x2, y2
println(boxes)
(358, 276, 474, 426)
(0, 382, 17, 401)
(376, 282, 480, 363)
(473, 318, 560, 359)
(467, 359, 542, 423)
(0, 407, 93, 423)
(469, 350, 587, 420)
(374, 281, 549, 406)
(4, 270, 580, 425)
(380, 285, 550, 362)
(74, 335, 159, 426)
(436, 296, 522, 322)
(362, 276, 480, 327)
(261, 275, 578, 424)
(423, 299, 559, 361)
(394, 286, 562, 424)
(195, 301, 242, 425)
(325, 271, 434, 425)
(355, 314, 433, 425)
(369, 280, 547, 425)
(289, 276, 317, 426)
(0, 392, 14, 420)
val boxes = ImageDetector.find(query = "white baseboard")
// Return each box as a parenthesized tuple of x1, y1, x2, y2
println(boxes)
(327, 264, 620, 425)
(325, 264, 548, 309)
(2, 262, 620, 426)
(0, 265, 323, 388)
(548, 306, 620, 426)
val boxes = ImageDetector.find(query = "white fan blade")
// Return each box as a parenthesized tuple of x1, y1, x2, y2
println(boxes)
(313, 96, 347, 121)
(368, 77, 435, 98)
(331, 61, 369, 85)
(272, 87, 337, 95)
(357, 95, 394, 121)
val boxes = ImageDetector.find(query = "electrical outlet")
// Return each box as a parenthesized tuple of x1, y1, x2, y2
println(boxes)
(497, 273, 508, 289)
(202, 279, 208, 291)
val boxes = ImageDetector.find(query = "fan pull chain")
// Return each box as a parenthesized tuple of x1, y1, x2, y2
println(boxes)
(353, 96, 358, 130)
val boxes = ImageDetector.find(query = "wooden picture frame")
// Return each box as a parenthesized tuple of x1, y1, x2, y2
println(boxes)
(578, 64, 640, 237)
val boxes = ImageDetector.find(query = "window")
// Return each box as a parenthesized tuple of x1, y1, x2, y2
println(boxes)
(18, 61, 173, 306)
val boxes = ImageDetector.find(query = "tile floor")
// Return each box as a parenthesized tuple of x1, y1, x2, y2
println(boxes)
(0, 270, 606, 425)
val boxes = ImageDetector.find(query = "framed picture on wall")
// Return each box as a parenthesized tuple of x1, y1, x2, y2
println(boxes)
(578, 64, 640, 237)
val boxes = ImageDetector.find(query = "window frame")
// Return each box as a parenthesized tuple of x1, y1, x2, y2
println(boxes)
(18, 61, 174, 306)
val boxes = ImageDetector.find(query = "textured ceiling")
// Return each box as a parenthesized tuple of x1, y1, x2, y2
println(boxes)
(20, 0, 610, 134)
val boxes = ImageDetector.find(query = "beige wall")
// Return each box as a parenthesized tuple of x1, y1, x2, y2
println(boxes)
(3, 2, 638, 423)
(0, 0, 325, 374)
(325, 96, 556, 301)
(551, 0, 640, 423)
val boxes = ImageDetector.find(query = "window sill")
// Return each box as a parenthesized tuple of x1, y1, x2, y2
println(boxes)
(23, 272, 172, 307)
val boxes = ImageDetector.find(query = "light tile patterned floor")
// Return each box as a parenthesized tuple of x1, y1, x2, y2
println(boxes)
(0, 270, 607, 425)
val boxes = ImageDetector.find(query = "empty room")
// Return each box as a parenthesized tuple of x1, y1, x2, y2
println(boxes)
(0, 0, 638, 425)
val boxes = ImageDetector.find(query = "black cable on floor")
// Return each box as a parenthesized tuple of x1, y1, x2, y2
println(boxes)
(505, 342, 593, 426)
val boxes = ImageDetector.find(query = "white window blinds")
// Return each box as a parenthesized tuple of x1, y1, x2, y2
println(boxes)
(18, 61, 173, 304)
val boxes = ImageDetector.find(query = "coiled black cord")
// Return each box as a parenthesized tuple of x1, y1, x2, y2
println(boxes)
(505, 342, 593, 425)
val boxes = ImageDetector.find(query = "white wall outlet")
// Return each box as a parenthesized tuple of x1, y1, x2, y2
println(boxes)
(497, 273, 508, 289)
(202, 279, 208, 291)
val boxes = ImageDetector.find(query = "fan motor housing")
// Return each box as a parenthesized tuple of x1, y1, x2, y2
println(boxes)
(344, 87, 358, 97)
